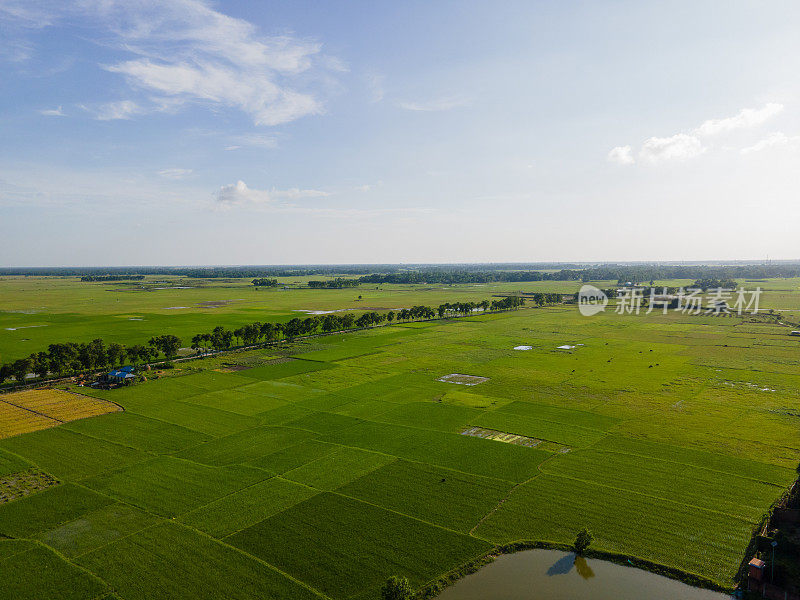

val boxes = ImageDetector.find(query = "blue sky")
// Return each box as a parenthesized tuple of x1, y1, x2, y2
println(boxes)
(1, 1, 799, 266)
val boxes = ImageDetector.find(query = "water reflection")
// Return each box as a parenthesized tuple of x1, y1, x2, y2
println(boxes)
(545, 553, 576, 576)
(574, 556, 595, 580)
(436, 549, 731, 600)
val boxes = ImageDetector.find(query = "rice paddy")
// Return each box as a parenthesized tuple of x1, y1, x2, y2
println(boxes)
(0, 389, 120, 439)
(0, 275, 798, 599)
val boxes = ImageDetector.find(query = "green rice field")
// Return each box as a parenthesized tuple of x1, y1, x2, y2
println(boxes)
(1, 276, 799, 599)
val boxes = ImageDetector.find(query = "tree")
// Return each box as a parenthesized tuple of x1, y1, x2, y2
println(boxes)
(573, 527, 594, 555)
(11, 358, 32, 385)
(29, 352, 50, 379)
(386, 311, 395, 323)
(127, 344, 149, 366)
(380, 576, 413, 600)
(0, 363, 11, 385)
(107, 343, 126, 367)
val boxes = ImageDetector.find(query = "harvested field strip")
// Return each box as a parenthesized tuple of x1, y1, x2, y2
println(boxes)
(0, 401, 59, 439)
(0, 389, 120, 440)
(460, 426, 545, 448)
(472, 411, 606, 447)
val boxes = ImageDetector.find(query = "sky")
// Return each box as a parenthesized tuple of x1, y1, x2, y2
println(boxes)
(1, 0, 799, 266)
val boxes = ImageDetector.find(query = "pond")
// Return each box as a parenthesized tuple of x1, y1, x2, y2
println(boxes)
(436, 550, 732, 600)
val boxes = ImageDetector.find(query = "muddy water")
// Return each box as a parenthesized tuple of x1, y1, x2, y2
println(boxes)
(436, 550, 732, 600)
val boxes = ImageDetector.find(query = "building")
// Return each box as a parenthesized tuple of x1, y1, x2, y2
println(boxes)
(105, 368, 135, 385)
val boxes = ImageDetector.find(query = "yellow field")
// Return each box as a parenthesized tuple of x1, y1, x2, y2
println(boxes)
(0, 389, 120, 439)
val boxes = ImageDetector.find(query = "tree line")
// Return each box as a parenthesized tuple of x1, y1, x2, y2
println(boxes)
(307, 278, 360, 288)
(80, 275, 146, 282)
(0, 335, 181, 386)
(0, 295, 541, 385)
(251, 278, 279, 287)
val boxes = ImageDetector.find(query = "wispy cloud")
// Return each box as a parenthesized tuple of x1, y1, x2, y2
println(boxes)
(3, 1, 339, 126)
(224, 133, 278, 150)
(95, 0, 333, 126)
(398, 95, 469, 112)
(215, 180, 328, 206)
(91, 100, 142, 121)
(640, 134, 705, 163)
(740, 132, 800, 154)
(158, 168, 193, 179)
(607, 145, 635, 165)
(696, 103, 784, 137)
(39, 105, 65, 117)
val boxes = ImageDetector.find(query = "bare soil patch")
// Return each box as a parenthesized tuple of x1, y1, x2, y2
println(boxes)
(0, 469, 59, 504)
(437, 373, 490, 386)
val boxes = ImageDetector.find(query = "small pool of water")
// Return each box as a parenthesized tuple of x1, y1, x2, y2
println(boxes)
(436, 550, 732, 600)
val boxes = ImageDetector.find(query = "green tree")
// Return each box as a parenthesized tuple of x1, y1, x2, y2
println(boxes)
(0, 363, 11, 385)
(573, 527, 594, 555)
(11, 358, 32, 385)
(380, 576, 413, 600)
(30, 352, 50, 379)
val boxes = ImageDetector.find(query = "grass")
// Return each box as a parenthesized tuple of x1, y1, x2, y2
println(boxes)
(81, 456, 269, 517)
(474, 473, 755, 584)
(62, 411, 211, 454)
(226, 492, 492, 600)
(0, 427, 148, 480)
(0, 483, 113, 537)
(323, 420, 551, 482)
(175, 426, 314, 466)
(1, 277, 799, 596)
(336, 460, 516, 532)
(76, 521, 323, 600)
(2, 541, 109, 600)
(282, 445, 396, 490)
(34, 502, 160, 558)
(178, 477, 318, 538)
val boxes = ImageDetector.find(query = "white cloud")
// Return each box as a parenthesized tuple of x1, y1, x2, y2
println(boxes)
(90, 0, 332, 126)
(740, 132, 800, 154)
(639, 134, 705, 163)
(3, 1, 337, 126)
(610, 102, 785, 166)
(607, 145, 635, 165)
(158, 168, 193, 179)
(92, 100, 141, 121)
(215, 180, 328, 206)
(695, 103, 784, 137)
(39, 106, 64, 116)
(398, 96, 469, 112)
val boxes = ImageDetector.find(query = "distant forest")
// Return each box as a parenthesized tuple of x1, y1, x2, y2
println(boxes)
(3, 263, 800, 284)
(80, 275, 146, 282)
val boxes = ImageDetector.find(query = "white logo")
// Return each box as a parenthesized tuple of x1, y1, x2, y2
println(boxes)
(578, 285, 608, 316)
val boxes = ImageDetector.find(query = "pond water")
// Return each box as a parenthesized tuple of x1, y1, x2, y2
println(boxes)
(436, 550, 732, 600)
